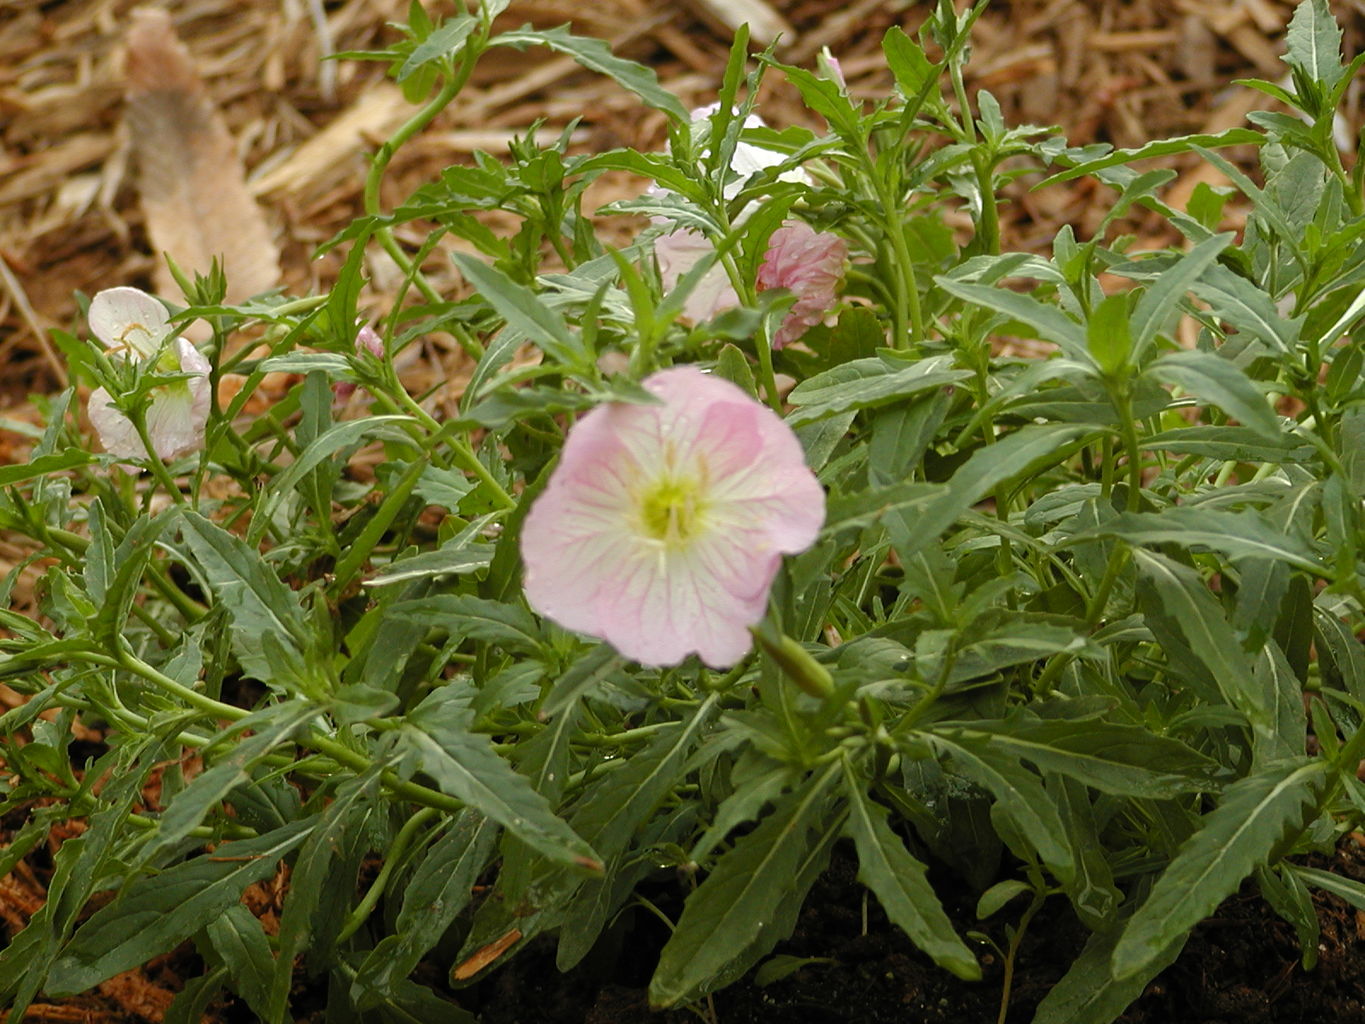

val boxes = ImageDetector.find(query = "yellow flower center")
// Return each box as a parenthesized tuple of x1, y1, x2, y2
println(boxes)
(638, 474, 708, 546)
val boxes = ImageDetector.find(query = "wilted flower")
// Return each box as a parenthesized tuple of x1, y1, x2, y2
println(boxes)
(520, 366, 825, 668)
(86, 286, 210, 461)
(757, 221, 849, 348)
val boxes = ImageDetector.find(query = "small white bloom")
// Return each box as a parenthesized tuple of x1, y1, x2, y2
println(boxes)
(85, 286, 210, 461)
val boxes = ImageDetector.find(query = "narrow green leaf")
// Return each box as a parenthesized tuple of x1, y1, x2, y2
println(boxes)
(925, 732, 1074, 882)
(937, 719, 1219, 798)
(493, 26, 688, 121)
(785, 354, 970, 426)
(0, 450, 94, 487)
(1134, 549, 1267, 728)
(1039, 129, 1264, 185)
(934, 277, 1089, 360)
(397, 15, 476, 82)
(1128, 233, 1232, 359)
(203, 905, 275, 1020)
(47, 819, 314, 995)
(842, 766, 979, 979)
(1112, 758, 1331, 980)
(389, 594, 544, 654)
(452, 252, 584, 369)
(650, 765, 838, 1007)
(178, 512, 312, 689)
(1147, 349, 1284, 441)
(888, 424, 1095, 561)
(1074, 508, 1323, 573)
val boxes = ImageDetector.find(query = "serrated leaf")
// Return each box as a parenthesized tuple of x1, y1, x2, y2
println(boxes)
(47, 819, 314, 995)
(934, 277, 1089, 360)
(1285, 0, 1344, 93)
(452, 252, 584, 369)
(888, 424, 1095, 561)
(397, 15, 476, 82)
(388, 594, 543, 654)
(402, 693, 599, 871)
(203, 905, 275, 1019)
(925, 732, 1074, 882)
(842, 766, 979, 979)
(1129, 233, 1232, 360)
(268, 770, 382, 1019)
(1111, 758, 1331, 980)
(139, 701, 319, 870)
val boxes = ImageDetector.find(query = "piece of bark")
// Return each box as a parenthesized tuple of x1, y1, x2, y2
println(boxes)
(682, 0, 795, 50)
(121, 7, 280, 304)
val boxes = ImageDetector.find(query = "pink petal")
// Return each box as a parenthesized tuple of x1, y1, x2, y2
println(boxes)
(88, 286, 171, 358)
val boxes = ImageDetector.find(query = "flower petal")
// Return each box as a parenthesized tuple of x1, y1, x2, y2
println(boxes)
(87, 387, 147, 460)
(88, 286, 172, 358)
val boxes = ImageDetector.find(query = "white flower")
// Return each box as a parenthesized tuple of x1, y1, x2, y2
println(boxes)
(85, 286, 211, 461)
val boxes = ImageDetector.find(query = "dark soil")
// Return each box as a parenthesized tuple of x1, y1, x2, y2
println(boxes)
(460, 839, 1365, 1024)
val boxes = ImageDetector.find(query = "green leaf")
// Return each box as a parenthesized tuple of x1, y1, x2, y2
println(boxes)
(1032, 905, 1188, 1024)
(202, 905, 275, 1020)
(936, 719, 1219, 798)
(888, 424, 1095, 561)
(1111, 758, 1331, 980)
(492, 26, 688, 121)
(650, 765, 838, 1007)
(934, 277, 1089, 360)
(1140, 426, 1314, 463)
(1128, 233, 1232, 360)
(1074, 508, 1323, 573)
(1133, 549, 1267, 729)
(1284, 0, 1344, 94)
(541, 644, 624, 719)
(1147, 349, 1284, 442)
(924, 732, 1074, 883)
(785, 354, 970, 427)
(452, 252, 585, 369)
(268, 770, 382, 1019)
(47, 819, 314, 995)
(0, 450, 94, 487)
(842, 765, 979, 979)
(354, 811, 499, 1007)
(397, 14, 476, 82)
(1039, 129, 1264, 185)
(402, 692, 600, 871)
(388, 594, 544, 654)
(178, 512, 314, 691)
(248, 416, 415, 546)
(138, 701, 320, 869)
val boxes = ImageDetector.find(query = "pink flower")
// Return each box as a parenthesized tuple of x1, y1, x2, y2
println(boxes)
(757, 221, 849, 349)
(520, 366, 825, 668)
(85, 286, 210, 461)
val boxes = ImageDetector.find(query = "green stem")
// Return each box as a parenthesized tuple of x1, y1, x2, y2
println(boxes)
(337, 806, 439, 942)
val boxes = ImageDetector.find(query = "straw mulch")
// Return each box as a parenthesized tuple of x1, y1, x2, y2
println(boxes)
(1, 0, 1364, 1019)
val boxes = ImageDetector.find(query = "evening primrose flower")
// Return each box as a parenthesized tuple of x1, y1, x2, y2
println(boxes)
(333, 324, 385, 408)
(86, 286, 210, 460)
(520, 366, 825, 668)
(757, 221, 849, 349)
